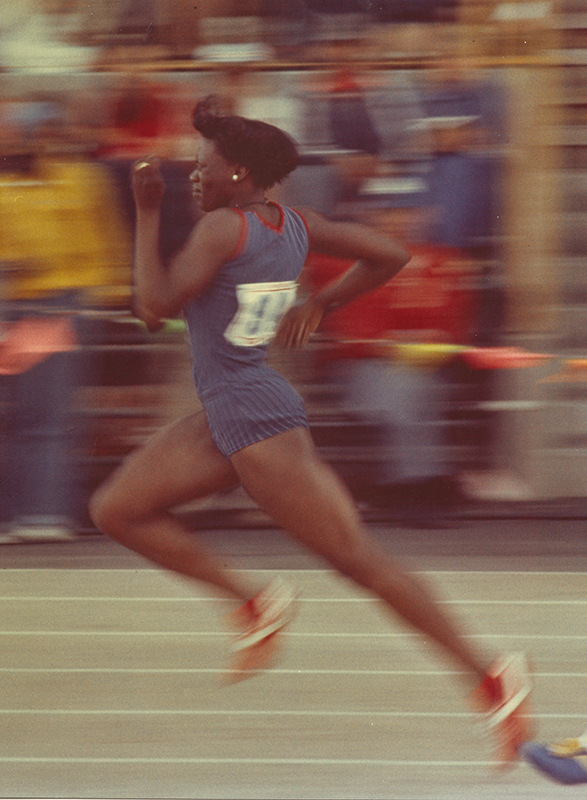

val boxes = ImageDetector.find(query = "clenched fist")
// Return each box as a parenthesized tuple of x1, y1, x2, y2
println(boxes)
(132, 158, 165, 210)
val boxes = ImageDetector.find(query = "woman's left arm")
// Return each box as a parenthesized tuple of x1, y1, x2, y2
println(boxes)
(277, 207, 411, 347)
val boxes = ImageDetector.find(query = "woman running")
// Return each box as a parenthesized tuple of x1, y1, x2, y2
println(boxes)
(90, 97, 532, 764)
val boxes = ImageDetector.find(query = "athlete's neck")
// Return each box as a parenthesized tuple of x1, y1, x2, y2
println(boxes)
(232, 197, 269, 210)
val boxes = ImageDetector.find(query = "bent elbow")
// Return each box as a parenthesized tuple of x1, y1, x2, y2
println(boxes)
(132, 298, 165, 331)
(379, 246, 410, 282)
(398, 244, 411, 270)
(134, 288, 175, 320)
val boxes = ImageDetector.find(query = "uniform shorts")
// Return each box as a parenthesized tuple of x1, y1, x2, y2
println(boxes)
(201, 369, 309, 458)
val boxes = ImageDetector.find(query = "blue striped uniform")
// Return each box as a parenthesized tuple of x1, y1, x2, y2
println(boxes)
(183, 204, 311, 457)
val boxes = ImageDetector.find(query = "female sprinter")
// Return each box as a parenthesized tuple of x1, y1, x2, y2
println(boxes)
(90, 98, 532, 764)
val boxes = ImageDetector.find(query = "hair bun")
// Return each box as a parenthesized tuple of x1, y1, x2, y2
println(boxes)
(192, 95, 231, 137)
(191, 96, 299, 189)
(192, 109, 217, 139)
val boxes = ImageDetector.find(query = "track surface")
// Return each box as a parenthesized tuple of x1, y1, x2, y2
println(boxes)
(1, 520, 586, 799)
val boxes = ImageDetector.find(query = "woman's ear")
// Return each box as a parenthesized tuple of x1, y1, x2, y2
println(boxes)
(231, 165, 249, 183)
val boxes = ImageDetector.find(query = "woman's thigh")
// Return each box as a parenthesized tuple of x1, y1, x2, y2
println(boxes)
(92, 411, 239, 521)
(230, 427, 367, 560)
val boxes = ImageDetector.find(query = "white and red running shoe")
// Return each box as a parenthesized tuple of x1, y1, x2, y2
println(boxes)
(227, 578, 297, 682)
(473, 652, 535, 766)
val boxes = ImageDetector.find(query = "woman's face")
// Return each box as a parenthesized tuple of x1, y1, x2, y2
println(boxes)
(190, 138, 236, 212)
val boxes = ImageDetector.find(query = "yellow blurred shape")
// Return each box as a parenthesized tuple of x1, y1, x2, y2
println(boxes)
(392, 342, 465, 367)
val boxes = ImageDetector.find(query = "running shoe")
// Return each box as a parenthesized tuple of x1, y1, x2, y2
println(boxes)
(521, 738, 587, 785)
(226, 578, 297, 682)
(473, 652, 534, 766)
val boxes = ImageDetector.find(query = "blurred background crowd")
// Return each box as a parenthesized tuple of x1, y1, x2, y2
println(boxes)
(0, 0, 584, 541)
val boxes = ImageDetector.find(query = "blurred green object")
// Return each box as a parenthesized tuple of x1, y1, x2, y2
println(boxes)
(135, 318, 186, 334)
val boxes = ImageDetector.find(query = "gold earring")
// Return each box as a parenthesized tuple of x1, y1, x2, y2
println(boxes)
(232, 174, 239, 182)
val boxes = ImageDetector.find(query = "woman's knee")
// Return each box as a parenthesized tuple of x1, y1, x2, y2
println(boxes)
(88, 482, 130, 539)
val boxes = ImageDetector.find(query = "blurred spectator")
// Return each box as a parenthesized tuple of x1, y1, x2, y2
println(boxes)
(290, 67, 428, 215)
(94, 79, 200, 265)
(0, 0, 97, 71)
(0, 98, 131, 542)
(98, 78, 169, 160)
(92, 77, 200, 262)
(297, 67, 420, 156)
(364, 70, 431, 164)
(417, 55, 508, 483)
(291, 64, 486, 514)
(327, 68, 381, 200)
(303, 192, 478, 517)
(418, 56, 505, 258)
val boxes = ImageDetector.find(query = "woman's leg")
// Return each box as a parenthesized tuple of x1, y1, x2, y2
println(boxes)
(231, 426, 490, 682)
(89, 412, 252, 602)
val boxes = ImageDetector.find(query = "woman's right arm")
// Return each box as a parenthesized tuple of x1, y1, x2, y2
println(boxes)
(132, 159, 241, 327)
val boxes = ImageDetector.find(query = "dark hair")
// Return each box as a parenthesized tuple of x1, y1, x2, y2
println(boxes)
(192, 97, 299, 189)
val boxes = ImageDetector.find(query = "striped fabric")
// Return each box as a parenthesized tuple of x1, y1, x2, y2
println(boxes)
(202, 367, 308, 457)
(183, 204, 310, 457)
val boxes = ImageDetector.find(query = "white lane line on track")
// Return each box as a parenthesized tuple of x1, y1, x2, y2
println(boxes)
(0, 667, 582, 677)
(0, 756, 498, 766)
(0, 631, 585, 639)
(1, 568, 587, 575)
(0, 709, 579, 719)
(0, 596, 587, 604)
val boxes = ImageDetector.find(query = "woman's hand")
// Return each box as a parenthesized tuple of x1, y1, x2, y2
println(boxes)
(276, 296, 326, 348)
(132, 158, 165, 210)
(131, 297, 165, 333)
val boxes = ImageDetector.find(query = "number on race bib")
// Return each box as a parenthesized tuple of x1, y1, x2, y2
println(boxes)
(224, 281, 298, 347)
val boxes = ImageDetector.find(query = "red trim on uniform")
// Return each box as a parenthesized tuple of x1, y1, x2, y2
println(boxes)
(292, 208, 312, 247)
(253, 201, 284, 233)
(227, 209, 249, 260)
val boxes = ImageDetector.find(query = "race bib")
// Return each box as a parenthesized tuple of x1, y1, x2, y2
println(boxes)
(224, 281, 298, 347)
